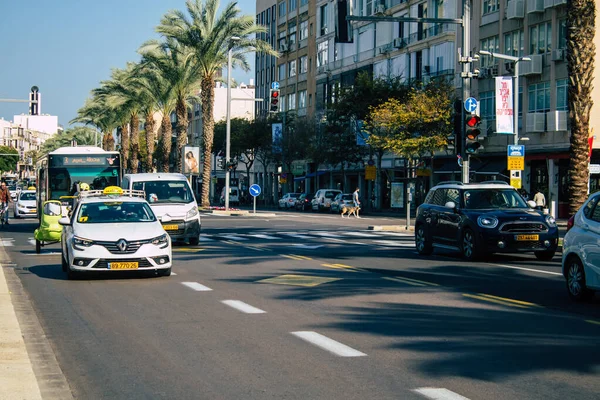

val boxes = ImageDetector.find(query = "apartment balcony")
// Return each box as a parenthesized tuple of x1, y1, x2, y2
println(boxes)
(507, 0, 525, 19)
(518, 54, 543, 76)
(546, 111, 568, 132)
(526, 112, 547, 133)
(527, 0, 545, 13)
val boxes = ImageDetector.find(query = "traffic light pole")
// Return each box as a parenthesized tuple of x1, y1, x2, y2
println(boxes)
(461, 0, 471, 184)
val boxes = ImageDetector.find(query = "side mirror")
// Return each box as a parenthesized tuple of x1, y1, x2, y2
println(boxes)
(527, 200, 536, 209)
(445, 201, 456, 209)
(58, 217, 71, 226)
(161, 215, 172, 223)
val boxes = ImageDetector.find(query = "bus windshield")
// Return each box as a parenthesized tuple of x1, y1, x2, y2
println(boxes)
(48, 166, 119, 200)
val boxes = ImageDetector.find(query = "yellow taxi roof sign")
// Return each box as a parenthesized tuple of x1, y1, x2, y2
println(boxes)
(27, 186, 36, 190)
(103, 186, 123, 196)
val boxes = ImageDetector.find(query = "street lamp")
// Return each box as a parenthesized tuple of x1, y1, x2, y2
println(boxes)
(225, 36, 240, 211)
(478, 50, 531, 146)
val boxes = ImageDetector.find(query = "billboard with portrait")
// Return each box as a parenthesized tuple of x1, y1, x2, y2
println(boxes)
(183, 146, 200, 174)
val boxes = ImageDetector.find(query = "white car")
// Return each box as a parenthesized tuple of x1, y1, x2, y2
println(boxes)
(562, 191, 600, 301)
(59, 186, 172, 279)
(14, 190, 37, 218)
(278, 193, 300, 209)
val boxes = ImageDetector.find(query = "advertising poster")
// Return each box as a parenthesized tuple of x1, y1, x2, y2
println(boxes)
(183, 146, 200, 174)
(495, 76, 514, 134)
(390, 182, 404, 208)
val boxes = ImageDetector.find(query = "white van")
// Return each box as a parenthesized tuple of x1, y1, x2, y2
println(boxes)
(122, 173, 201, 245)
(311, 189, 342, 212)
(220, 186, 240, 205)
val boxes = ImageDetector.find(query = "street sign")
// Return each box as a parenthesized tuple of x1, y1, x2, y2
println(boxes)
(510, 170, 522, 189)
(367, 159, 375, 166)
(365, 165, 376, 180)
(589, 164, 600, 174)
(507, 145, 525, 157)
(464, 97, 478, 113)
(507, 157, 525, 170)
(249, 184, 261, 197)
(271, 82, 280, 90)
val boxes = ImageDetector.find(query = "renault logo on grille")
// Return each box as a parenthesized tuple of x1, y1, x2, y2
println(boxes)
(117, 239, 128, 252)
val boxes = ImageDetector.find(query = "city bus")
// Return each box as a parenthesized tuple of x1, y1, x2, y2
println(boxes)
(36, 146, 122, 215)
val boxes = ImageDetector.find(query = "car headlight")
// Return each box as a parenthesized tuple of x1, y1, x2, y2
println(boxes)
(545, 215, 556, 227)
(151, 233, 169, 248)
(477, 216, 498, 229)
(73, 236, 94, 250)
(186, 206, 198, 220)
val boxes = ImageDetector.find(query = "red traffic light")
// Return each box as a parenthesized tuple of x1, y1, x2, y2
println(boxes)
(466, 114, 481, 127)
(271, 91, 279, 98)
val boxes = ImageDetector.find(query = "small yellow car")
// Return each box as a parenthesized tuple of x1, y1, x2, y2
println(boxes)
(34, 200, 64, 254)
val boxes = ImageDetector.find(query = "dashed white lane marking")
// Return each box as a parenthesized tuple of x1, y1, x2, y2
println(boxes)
(221, 300, 266, 314)
(181, 282, 212, 291)
(246, 234, 280, 240)
(1, 239, 14, 246)
(487, 263, 562, 276)
(413, 387, 470, 400)
(374, 240, 415, 247)
(374, 231, 412, 237)
(312, 231, 340, 237)
(291, 331, 366, 357)
(341, 232, 380, 238)
(220, 235, 248, 241)
(280, 233, 314, 239)
(171, 272, 177, 276)
(28, 239, 36, 246)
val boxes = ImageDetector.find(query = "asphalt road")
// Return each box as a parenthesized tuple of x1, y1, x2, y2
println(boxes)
(2, 210, 600, 400)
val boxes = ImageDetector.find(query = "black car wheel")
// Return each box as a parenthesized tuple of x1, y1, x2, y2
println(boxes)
(158, 267, 172, 277)
(189, 236, 200, 246)
(566, 257, 594, 302)
(35, 239, 41, 254)
(415, 225, 433, 255)
(534, 249, 556, 261)
(61, 252, 68, 272)
(461, 229, 480, 261)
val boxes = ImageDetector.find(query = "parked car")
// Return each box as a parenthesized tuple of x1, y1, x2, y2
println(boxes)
(330, 193, 354, 213)
(220, 186, 240, 206)
(295, 193, 315, 211)
(415, 181, 558, 261)
(311, 189, 342, 212)
(562, 191, 600, 301)
(14, 190, 37, 218)
(278, 193, 300, 209)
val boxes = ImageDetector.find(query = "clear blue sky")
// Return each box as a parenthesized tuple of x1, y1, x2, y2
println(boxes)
(0, 0, 256, 128)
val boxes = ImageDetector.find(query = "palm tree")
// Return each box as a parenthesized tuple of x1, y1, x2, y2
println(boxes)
(70, 93, 118, 151)
(138, 38, 201, 173)
(567, 0, 596, 214)
(156, 0, 277, 207)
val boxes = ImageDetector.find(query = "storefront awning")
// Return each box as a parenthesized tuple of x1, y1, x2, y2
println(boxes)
(293, 170, 328, 181)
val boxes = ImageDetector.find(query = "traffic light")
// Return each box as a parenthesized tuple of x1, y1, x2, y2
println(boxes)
(449, 99, 462, 155)
(217, 157, 224, 169)
(465, 114, 482, 154)
(269, 89, 280, 113)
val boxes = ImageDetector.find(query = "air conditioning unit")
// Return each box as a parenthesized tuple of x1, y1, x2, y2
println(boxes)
(279, 43, 288, 52)
(378, 44, 393, 54)
(551, 48, 566, 62)
(393, 38, 407, 49)
(317, 65, 328, 74)
(527, 0, 544, 13)
(507, 0, 525, 19)
(375, 4, 386, 14)
(526, 112, 547, 133)
(519, 54, 543, 76)
(546, 111, 568, 131)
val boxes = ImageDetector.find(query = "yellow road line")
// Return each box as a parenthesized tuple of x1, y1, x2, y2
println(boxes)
(382, 276, 428, 287)
(288, 254, 312, 260)
(585, 319, 600, 326)
(332, 263, 366, 272)
(321, 263, 363, 272)
(463, 293, 530, 309)
(282, 254, 304, 260)
(477, 293, 542, 308)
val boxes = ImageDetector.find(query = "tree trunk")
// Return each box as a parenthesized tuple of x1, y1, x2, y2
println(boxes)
(145, 110, 156, 172)
(120, 123, 130, 173)
(175, 99, 189, 173)
(160, 112, 172, 172)
(104, 131, 115, 151)
(567, 0, 596, 215)
(200, 77, 216, 208)
(130, 114, 140, 173)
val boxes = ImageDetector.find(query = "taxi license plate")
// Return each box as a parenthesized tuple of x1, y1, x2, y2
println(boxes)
(162, 224, 178, 231)
(516, 234, 539, 241)
(108, 262, 139, 270)
(29, 209, 36, 213)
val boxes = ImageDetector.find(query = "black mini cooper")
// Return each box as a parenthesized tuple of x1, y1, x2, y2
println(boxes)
(415, 182, 559, 261)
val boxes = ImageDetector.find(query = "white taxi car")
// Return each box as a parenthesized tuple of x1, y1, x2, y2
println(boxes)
(59, 186, 172, 279)
(14, 190, 37, 218)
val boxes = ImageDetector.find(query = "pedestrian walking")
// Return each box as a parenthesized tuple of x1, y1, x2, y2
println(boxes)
(0, 181, 12, 225)
(533, 189, 546, 211)
(353, 187, 361, 208)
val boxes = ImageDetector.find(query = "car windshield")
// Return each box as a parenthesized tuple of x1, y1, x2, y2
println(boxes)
(342, 194, 353, 201)
(463, 189, 528, 209)
(20, 192, 36, 201)
(76, 201, 156, 223)
(132, 180, 194, 204)
(289, 193, 299, 198)
(325, 191, 339, 199)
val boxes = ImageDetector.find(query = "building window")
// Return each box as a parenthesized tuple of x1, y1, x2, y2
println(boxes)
(320, 4, 328, 35)
(482, 0, 499, 15)
(558, 19, 566, 49)
(278, 1, 286, 18)
(289, 0, 297, 13)
(301, 0, 308, 5)
(298, 90, 307, 109)
(529, 22, 552, 54)
(366, 0, 373, 16)
(289, 60, 297, 77)
(278, 31, 287, 51)
(288, 93, 296, 110)
(480, 35, 499, 67)
(299, 20, 308, 41)
(528, 82, 551, 112)
(556, 79, 568, 111)
(288, 23, 297, 46)
(504, 30, 524, 58)
(317, 40, 328, 66)
(278, 64, 286, 80)
(299, 55, 308, 73)
(480, 91, 495, 121)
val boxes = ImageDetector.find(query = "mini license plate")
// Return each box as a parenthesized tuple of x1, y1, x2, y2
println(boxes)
(108, 262, 139, 270)
(162, 224, 179, 231)
(29, 209, 37, 213)
(515, 234, 539, 241)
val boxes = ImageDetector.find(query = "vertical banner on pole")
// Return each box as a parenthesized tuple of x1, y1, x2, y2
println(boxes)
(495, 76, 514, 134)
(272, 123, 283, 153)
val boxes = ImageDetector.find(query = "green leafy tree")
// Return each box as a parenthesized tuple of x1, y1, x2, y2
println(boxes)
(156, 0, 277, 207)
(0, 147, 18, 172)
(70, 94, 119, 151)
(41, 126, 100, 154)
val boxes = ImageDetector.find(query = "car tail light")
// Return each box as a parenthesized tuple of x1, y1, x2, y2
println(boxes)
(566, 215, 575, 232)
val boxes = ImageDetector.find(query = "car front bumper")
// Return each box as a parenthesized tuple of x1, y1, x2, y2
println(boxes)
(68, 244, 172, 272)
(479, 229, 559, 253)
(161, 218, 201, 240)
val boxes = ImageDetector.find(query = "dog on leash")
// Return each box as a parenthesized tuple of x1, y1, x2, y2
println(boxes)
(340, 205, 360, 218)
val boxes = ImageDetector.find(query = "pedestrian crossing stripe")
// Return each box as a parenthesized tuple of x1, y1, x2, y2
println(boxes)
(257, 274, 342, 287)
